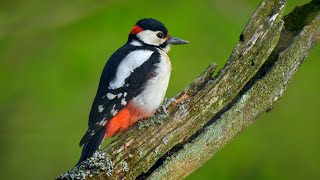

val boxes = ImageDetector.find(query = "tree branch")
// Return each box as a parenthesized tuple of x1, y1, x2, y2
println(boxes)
(58, 0, 320, 179)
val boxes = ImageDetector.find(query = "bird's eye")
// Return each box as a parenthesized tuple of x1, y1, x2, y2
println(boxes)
(157, 32, 165, 39)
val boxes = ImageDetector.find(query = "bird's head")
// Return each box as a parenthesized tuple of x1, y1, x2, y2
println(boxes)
(128, 18, 188, 52)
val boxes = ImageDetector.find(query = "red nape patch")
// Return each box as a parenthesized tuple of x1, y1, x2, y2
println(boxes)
(104, 103, 148, 138)
(130, 25, 144, 34)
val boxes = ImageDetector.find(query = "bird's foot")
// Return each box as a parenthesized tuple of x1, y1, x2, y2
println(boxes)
(160, 105, 169, 116)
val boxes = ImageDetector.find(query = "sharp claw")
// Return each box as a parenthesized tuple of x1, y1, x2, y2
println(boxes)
(161, 105, 169, 116)
(163, 97, 177, 107)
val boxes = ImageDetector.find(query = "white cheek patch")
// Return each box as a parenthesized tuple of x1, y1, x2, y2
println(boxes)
(109, 50, 154, 90)
(137, 30, 166, 46)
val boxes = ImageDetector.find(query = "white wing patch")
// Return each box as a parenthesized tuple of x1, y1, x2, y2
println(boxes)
(111, 109, 118, 116)
(107, 93, 116, 100)
(121, 98, 127, 105)
(96, 118, 108, 126)
(110, 105, 118, 116)
(109, 50, 154, 90)
(98, 105, 105, 112)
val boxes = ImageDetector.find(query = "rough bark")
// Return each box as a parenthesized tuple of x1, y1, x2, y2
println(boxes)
(58, 0, 320, 179)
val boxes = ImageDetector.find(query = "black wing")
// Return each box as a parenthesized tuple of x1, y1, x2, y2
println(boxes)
(79, 45, 161, 146)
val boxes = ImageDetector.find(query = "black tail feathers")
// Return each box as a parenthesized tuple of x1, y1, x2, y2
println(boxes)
(76, 129, 106, 166)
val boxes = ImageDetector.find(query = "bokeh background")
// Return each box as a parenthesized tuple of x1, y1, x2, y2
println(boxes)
(1, 0, 319, 179)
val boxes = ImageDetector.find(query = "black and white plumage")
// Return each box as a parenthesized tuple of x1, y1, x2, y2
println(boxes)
(77, 18, 188, 164)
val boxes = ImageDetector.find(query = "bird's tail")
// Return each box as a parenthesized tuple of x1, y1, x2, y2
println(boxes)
(76, 129, 106, 166)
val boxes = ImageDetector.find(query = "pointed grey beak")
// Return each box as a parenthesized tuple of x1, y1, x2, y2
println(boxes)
(167, 37, 189, 45)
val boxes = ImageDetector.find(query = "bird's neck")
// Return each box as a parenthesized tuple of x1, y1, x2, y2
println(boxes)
(127, 35, 144, 46)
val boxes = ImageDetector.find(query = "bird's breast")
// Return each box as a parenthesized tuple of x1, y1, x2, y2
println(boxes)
(132, 49, 171, 115)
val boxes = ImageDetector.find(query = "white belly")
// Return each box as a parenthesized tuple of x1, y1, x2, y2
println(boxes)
(133, 49, 171, 115)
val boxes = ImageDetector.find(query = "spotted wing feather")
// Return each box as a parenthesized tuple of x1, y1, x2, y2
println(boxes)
(80, 45, 161, 146)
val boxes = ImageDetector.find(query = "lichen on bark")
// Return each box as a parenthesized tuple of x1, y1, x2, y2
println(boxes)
(58, 0, 320, 179)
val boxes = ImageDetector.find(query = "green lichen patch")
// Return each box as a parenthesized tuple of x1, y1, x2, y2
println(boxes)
(137, 113, 167, 129)
(57, 151, 113, 179)
(122, 161, 129, 172)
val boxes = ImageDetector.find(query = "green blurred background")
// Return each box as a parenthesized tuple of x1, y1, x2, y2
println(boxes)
(1, 0, 319, 179)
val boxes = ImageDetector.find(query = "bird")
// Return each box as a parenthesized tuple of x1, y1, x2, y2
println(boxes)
(77, 18, 188, 164)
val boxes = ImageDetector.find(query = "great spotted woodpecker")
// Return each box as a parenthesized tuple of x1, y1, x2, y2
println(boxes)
(78, 18, 188, 164)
